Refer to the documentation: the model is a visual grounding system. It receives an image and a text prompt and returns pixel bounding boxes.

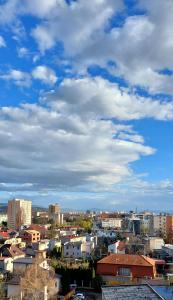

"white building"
[0,213,7,224]
[64,239,95,258]
[108,241,125,254]
[7,199,32,229]
[144,237,165,252]
[101,218,122,229]
[0,257,13,273]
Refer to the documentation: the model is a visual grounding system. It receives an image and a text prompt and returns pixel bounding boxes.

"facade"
[21,230,40,244]
[144,237,165,252]
[7,199,32,229]
[101,218,122,229]
[97,253,157,284]
[153,214,167,237]
[0,257,13,273]
[166,216,173,243]
[108,241,126,254]
[0,213,7,224]
[48,203,63,225]
[48,203,60,216]
[64,238,95,258]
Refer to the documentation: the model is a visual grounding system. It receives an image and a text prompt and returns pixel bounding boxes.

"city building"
[7,199,32,229]
[166,215,173,243]
[144,237,165,253]
[101,218,122,229]
[97,253,158,284]
[153,214,167,237]
[21,230,40,244]
[108,240,126,254]
[48,203,60,217]
[0,213,7,224]
[48,203,63,225]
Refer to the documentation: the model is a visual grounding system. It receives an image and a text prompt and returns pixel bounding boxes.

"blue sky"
[0,0,173,210]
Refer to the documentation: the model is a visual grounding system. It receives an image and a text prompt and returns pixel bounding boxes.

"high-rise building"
[48,203,60,217]
[153,214,167,237]
[48,203,63,225]
[7,199,32,229]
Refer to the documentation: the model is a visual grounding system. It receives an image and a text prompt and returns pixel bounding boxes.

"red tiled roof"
[98,254,156,267]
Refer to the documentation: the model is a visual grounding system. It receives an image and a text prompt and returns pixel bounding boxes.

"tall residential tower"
[7,198,32,229]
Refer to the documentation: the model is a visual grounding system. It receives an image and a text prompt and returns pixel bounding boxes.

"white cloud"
[0,79,155,192]
[0,36,6,47]
[46,77,173,121]
[32,65,57,85]
[17,47,28,58]
[32,0,123,53]
[0,69,31,87]
[30,0,173,94]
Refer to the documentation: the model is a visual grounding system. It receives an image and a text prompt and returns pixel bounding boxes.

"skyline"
[0,0,173,209]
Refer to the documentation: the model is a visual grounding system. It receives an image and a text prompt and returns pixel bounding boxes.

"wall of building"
[97,263,155,279]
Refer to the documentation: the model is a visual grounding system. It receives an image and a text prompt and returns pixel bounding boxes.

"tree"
[92,275,103,292]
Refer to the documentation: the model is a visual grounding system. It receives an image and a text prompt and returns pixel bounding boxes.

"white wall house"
[101,218,122,229]
[63,240,95,258]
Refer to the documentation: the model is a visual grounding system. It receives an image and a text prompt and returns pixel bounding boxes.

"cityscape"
[0,0,173,299]
[0,199,173,299]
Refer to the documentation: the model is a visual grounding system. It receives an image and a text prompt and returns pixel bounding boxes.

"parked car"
[73,292,85,299]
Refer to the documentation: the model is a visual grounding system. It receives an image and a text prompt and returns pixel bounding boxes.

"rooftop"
[102,285,164,300]
[98,254,156,267]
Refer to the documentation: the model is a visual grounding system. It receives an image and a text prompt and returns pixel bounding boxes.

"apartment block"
[7,199,32,229]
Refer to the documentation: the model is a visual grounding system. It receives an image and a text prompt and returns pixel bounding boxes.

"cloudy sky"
[0,0,173,210]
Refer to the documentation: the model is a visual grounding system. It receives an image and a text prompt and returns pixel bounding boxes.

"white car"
[74,293,85,299]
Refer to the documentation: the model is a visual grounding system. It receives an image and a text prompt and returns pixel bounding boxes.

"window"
[118,268,131,276]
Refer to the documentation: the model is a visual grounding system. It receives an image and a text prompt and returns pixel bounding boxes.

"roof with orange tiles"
[98,254,156,267]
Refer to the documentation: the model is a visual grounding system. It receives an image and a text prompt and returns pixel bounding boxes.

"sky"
[0,0,173,210]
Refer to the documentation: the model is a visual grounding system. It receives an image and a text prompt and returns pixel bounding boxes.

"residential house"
[108,241,126,254]
[97,253,158,284]
[21,229,40,244]
[0,244,25,259]
[0,257,13,273]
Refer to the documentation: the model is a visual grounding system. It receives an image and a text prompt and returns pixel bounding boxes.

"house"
[97,253,157,284]
[0,244,25,259]
[144,237,165,253]
[4,237,25,249]
[108,241,126,254]
[21,229,40,244]
[28,224,48,239]
[0,257,13,273]
[63,239,95,258]
[7,252,58,300]
[101,218,122,229]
